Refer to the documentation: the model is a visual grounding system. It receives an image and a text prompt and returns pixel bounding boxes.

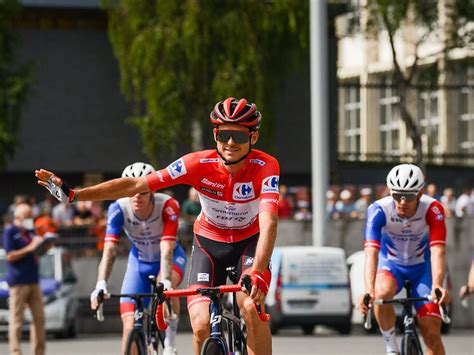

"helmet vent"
[409,180,419,188]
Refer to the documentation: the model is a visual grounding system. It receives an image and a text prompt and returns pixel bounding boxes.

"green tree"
[356,0,473,168]
[0,0,33,169]
[102,0,308,166]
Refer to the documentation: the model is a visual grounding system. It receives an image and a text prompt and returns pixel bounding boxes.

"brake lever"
[434,288,451,324]
[96,290,105,322]
[363,293,372,330]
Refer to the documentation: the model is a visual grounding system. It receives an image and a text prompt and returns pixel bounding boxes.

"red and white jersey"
[146,149,280,243]
[105,193,179,262]
[364,195,446,266]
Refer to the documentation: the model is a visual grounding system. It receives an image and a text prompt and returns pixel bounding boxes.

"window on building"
[459,66,474,156]
[342,83,361,155]
[417,89,440,154]
[379,77,400,155]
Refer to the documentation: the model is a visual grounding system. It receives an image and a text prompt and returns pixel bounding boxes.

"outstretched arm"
[35,169,150,202]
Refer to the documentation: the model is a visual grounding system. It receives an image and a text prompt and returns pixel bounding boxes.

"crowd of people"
[277,183,474,221]
[2,182,473,239]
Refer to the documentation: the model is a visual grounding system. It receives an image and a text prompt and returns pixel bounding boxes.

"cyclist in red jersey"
[35,98,279,355]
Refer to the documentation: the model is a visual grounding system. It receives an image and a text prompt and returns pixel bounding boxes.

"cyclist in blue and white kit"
[357,164,450,355]
[90,162,187,355]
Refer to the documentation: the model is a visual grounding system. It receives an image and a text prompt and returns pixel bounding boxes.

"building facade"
[336,0,474,172]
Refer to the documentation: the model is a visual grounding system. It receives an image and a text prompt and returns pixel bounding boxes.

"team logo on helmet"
[233,182,255,201]
[167,158,187,180]
[262,176,279,193]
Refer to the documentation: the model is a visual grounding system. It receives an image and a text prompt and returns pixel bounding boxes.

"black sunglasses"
[216,130,252,144]
[392,192,418,202]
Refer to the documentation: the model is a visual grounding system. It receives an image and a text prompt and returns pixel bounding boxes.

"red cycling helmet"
[210,98,262,131]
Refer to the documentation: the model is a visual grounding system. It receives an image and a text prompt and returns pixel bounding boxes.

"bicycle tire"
[228,318,247,355]
[401,334,423,355]
[125,328,147,355]
[200,338,226,355]
[220,313,246,354]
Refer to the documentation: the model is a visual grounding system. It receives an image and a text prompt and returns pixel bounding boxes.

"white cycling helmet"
[122,162,155,178]
[386,164,425,193]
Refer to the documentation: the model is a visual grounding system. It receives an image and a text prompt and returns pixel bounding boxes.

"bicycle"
[364,281,451,355]
[155,270,269,355]
[96,275,170,355]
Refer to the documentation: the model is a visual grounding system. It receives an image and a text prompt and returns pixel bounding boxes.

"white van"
[266,246,352,335]
[0,247,79,338]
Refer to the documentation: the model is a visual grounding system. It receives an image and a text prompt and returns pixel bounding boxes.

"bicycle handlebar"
[370,288,450,325]
[155,279,270,331]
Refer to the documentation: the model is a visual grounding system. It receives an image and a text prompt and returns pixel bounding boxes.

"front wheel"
[200,338,226,355]
[401,334,423,355]
[125,329,147,355]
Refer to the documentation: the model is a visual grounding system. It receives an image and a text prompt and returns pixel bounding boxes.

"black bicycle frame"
[200,267,247,354]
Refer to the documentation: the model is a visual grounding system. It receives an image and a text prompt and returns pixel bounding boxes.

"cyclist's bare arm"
[159,239,175,284]
[97,242,118,282]
[430,245,449,304]
[364,247,378,296]
[357,246,378,315]
[90,242,118,310]
[35,168,149,201]
[250,211,277,303]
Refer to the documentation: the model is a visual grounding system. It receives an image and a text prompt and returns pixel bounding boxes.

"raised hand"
[35,169,76,203]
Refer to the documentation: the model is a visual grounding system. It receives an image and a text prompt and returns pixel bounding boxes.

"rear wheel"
[125,329,147,355]
[401,334,422,355]
[200,338,226,355]
[336,322,352,335]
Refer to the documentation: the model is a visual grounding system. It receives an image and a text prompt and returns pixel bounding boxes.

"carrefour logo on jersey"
[233,182,255,201]
[167,158,187,180]
[262,175,279,193]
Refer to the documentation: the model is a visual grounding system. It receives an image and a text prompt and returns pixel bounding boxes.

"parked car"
[0,247,79,338]
[346,250,452,334]
[266,246,352,335]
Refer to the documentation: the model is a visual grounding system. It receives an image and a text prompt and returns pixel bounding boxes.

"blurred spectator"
[426,183,441,201]
[181,187,201,224]
[7,195,28,220]
[334,189,357,219]
[52,202,75,227]
[440,188,457,218]
[375,185,390,199]
[278,184,294,219]
[293,186,310,208]
[326,190,338,218]
[89,211,107,252]
[90,201,104,220]
[294,200,312,221]
[34,214,58,237]
[38,194,56,216]
[29,196,41,218]
[455,186,474,218]
[73,201,95,226]
[355,187,372,219]
[3,204,47,355]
